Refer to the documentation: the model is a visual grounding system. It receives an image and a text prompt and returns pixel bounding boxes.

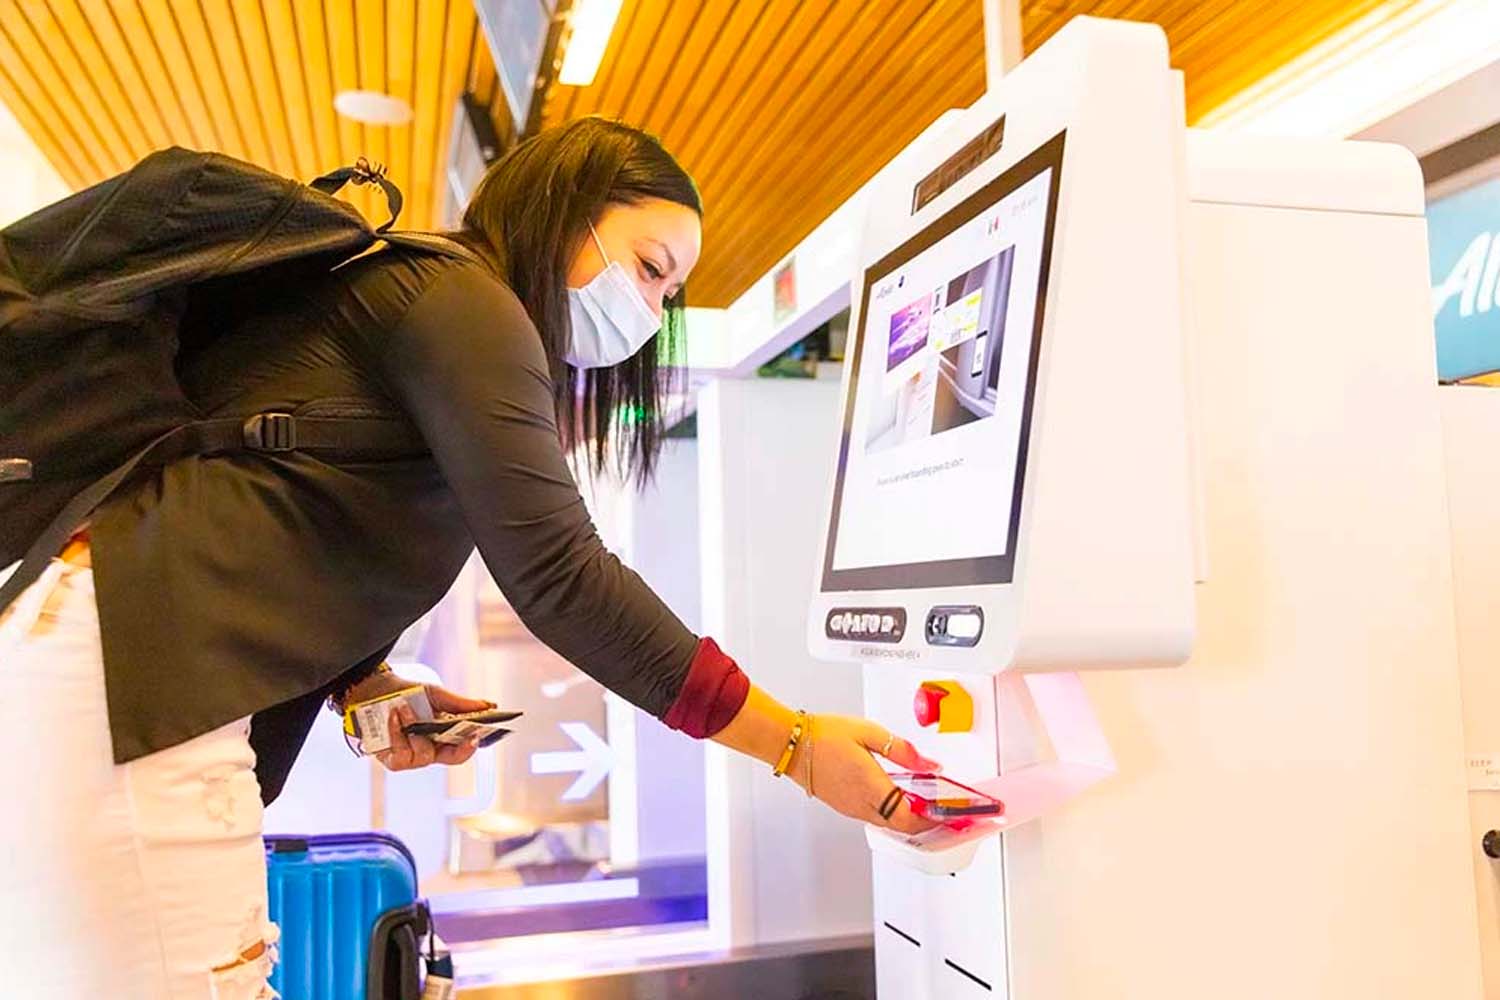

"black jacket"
[64,247,701,798]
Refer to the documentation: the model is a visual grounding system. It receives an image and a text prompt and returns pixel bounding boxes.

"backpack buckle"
[352,157,388,186]
[243,413,297,452]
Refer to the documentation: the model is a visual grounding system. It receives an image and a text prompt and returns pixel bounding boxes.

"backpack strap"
[307,158,486,267]
[310,158,404,234]
[381,231,485,268]
[0,412,424,612]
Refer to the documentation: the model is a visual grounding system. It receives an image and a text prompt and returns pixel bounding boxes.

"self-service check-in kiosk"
[810,16,1481,1000]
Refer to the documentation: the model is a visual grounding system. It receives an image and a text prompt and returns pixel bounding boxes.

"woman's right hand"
[789,715,943,837]
[712,685,943,836]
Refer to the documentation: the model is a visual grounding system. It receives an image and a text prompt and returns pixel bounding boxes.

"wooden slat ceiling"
[0,1,1423,306]
[544,0,990,307]
[0,0,507,230]
[543,0,1422,307]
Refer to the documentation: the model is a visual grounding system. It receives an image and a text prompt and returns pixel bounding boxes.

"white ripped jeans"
[0,559,278,999]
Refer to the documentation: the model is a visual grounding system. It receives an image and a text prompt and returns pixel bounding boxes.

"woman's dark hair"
[460,116,702,486]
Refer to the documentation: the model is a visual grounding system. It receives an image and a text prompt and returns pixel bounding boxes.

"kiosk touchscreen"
[822,135,1062,603]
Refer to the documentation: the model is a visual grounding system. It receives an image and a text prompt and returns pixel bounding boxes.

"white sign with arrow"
[530,722,615,801]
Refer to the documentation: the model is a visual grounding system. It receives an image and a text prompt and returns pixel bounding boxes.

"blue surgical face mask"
[565,223,662,369]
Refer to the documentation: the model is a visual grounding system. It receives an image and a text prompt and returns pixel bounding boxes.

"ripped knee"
[211,939,267,972]
[209,909,280,1000]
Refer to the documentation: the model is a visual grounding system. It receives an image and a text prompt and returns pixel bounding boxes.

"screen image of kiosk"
[872,249,1014,454]
[822,133,1064,592]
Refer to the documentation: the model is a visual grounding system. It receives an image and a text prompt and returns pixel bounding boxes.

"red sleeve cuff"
[662,637,750,739]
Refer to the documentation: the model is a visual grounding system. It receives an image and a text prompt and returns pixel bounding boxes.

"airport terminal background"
[3,2,1500,999]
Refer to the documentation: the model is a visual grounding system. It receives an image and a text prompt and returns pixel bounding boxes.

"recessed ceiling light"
[333,90,414,126]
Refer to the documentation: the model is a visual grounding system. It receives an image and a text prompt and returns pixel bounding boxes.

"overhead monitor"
[475,0,556,132]
[821,134,1064,594]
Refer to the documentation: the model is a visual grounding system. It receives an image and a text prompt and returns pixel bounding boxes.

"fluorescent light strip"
[560,0,625,87]
[1201,0,1500,137]
[428,876,641,914]
[454,925,719,985]
[605,694,640,870]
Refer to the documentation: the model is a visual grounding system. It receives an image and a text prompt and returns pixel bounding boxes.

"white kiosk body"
[810,16,1482,1000]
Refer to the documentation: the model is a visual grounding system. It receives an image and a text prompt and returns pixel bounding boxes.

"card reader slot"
[925,605,985,646]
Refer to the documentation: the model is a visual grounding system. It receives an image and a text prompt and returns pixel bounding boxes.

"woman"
[0,117,937,999]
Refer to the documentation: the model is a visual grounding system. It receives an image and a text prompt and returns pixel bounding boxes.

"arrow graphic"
[530,722,615,801]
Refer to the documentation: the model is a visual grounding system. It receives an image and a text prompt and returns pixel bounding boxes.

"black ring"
[878,787,904,821]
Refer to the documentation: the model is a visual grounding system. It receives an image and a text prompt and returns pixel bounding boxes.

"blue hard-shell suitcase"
[265,832,432,1000]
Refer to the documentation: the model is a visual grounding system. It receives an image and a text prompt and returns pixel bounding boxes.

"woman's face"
[567,197,702,318]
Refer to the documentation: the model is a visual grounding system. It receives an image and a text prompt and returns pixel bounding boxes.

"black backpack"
[0,148,479,611]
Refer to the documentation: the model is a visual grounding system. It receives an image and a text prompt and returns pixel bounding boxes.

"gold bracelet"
[803,715,815,798]
[772,710,807,778]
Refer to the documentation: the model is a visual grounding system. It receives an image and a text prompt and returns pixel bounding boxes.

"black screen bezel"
[820,130,1067,594]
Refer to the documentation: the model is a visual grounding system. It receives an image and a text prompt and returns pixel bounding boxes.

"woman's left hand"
[379,692,492,771]
[343,668,496,771]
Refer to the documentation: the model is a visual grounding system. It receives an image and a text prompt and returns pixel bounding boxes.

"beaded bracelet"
[327,661,393,715]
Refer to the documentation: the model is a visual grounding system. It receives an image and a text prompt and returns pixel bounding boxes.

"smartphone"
[890,772,1005,820]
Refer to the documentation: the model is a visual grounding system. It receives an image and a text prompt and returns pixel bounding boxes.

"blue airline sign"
[1430,176,1500,381]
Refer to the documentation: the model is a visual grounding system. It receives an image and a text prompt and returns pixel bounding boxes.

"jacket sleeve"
[372,262,747,732]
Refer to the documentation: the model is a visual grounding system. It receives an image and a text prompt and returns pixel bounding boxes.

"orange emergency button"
[913,681,974,733]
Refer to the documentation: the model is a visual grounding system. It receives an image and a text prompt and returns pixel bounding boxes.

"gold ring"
[880,733,895,757]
